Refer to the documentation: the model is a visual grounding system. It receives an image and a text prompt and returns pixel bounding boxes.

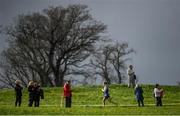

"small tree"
[88,41,134,84]
[109,42,134,84]
[89,45,113,84]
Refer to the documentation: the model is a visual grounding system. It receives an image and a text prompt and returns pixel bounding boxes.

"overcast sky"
[0,0,180,85]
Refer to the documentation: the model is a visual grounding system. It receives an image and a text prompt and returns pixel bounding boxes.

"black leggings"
[156,97,162,106]
[15,96,22,106]
[65,97,72,107]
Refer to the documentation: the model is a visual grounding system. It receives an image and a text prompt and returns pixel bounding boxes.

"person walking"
[101,81,117,106]
[102,81,110,106]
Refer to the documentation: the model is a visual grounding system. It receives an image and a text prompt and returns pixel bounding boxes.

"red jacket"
[63,83,72,97]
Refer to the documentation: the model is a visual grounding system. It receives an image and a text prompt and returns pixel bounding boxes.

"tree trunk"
[39,74,47,87]
[117,71,122,84]
[104,72,111,84]
[54,73,64,87]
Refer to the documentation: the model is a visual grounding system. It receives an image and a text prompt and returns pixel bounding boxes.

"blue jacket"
[134,87,144,101]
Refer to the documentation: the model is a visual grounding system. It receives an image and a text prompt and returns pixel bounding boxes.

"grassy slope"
[0,84,180,115]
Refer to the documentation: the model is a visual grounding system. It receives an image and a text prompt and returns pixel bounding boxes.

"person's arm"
[154,88,156,94]
[127,69,129,75]
[102,86,107,92]
[21,86,23,90]
[15,86,17,91]
[128,69,134,76]
[28,86,33,92]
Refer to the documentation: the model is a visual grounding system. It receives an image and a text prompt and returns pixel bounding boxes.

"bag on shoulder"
[40,89,44,99]
[134,74,136,80]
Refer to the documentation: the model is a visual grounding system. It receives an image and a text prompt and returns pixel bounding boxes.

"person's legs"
[28,94,33,107]
[65,97,68,107]
[128,77,131,87]
[156,97,162,106]
[38,98,40,107]
[34,99,37,107]
[132,79,135,88]
[65,97,71,107]
[34,100,39,107]
[107,97,118,106]
[141,100,144,106]
[102,97,106,106]
[130,77,133,88]
[18,96,22,107]
[34,96,40,107]
[69,97,72,107]
[29,98,33,107]
[15,96,18,107]
[137,100,140,107]
[159,97,162,106]
[34,99,38,107]
[156,97,159,106]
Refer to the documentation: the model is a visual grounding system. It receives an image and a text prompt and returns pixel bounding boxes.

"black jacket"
[15,84,23,96]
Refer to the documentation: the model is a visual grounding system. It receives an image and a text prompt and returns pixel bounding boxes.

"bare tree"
[44,5,106,86]
[88,41,134,84]
[0,4,106,87]
[109,42,135,84]
[0,48,38,87]
[89,44,113,84]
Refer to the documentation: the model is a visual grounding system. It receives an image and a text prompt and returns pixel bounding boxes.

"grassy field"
[0,84,180,115]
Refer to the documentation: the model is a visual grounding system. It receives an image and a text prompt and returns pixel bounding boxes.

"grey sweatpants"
[128,76,135,88]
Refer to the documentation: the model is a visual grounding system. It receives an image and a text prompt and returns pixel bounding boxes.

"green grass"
[0,84,180,115]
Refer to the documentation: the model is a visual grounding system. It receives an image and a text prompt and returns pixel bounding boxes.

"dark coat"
[34,86,41,100]
[28,85,34,99]
[134,87,144,101]
[15,84,23,97]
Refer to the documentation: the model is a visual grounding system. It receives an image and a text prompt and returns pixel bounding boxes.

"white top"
[154,88,161,97]
[127,68,134,78]
[102,85,108,92]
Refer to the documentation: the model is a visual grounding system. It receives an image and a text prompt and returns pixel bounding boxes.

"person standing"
[134,84,144,107]
[28,81,34,107]
[154,84,163,106]
[127,65,136,88]
[63,80,72,107]
[14,80,23,107]
[35,82,44,107]
[34,82,41,107]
